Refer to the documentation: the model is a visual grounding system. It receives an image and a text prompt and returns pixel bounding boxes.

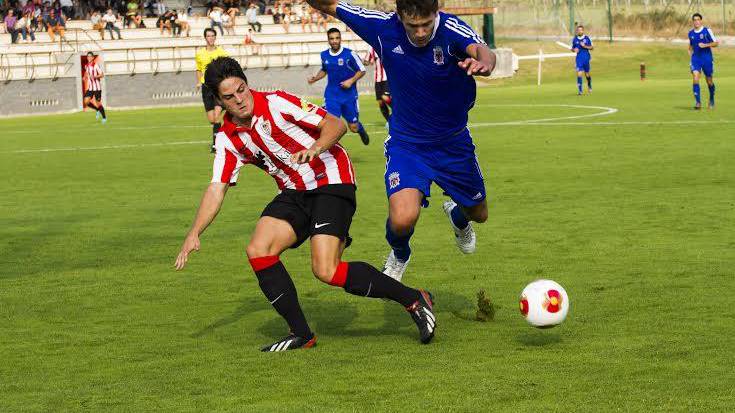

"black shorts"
[374,81,390,101]
[201,83,218,111]
[84,90,102,100]
[261,184,356,249]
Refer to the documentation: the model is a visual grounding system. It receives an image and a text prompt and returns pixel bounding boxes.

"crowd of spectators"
[1,0,335,44]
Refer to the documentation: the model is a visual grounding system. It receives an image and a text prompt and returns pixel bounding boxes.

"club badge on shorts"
[388,172,400,189]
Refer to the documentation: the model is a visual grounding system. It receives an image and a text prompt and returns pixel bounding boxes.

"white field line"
[5,105,733,154]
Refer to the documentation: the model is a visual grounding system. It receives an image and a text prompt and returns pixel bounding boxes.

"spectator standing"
[102,8,122,39]
[245,3,260,32]
[3,9,18,43]
[44,8,65,42]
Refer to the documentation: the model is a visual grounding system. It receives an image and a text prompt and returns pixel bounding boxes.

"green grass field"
[2,40,734,411]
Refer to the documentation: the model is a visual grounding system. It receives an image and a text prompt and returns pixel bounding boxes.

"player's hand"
[698,42,707,48]
[195,83,201,90]
[339,80,352,89]
[290,145,322,164]
[458,57,492,76]
[573,47,579,53]
[307,76,317,84]
[175,233,200,270]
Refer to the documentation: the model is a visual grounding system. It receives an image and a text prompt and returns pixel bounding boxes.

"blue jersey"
[689,27,717,61]
[571,35,592,62]
[335,2,485,143]
[320,46,365,101]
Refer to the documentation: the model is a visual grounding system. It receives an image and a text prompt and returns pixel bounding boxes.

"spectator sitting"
[157,9,174,35]
[245,3,260,32]
[124,0,139,27]
[18,11,36,41]
[270,0,282,24]
[102,8,122,39]
[242,27,260,54]
[174,9,189,36]
[281,3,290,33]
[58,0,72,19]
[90,10,104,38]
[44,8,65,41]
[221,10,234,35]
[3,9,19,44]
[223,0,239,21]
[208,4,224,35]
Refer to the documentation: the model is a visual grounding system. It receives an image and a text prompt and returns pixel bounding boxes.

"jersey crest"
[433,46,445,65]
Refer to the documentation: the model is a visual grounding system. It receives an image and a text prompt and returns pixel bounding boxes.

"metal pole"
[722,0,726,35]
[607,0,613,42]
[483,12,496,49]
[569,0,575,35]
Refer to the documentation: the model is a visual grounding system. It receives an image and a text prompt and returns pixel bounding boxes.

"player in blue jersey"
[308,28,371,145]
[306,0,496,281]
[571,25,593,95]
[688,13,719,109]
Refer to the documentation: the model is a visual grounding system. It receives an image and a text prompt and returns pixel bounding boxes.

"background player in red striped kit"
[363,46,392,125]
[83,52,107,123]
[174,57,436,352]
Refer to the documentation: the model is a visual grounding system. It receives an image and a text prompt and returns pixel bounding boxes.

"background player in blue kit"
[688,13,719,109]
[308,28,371,145]
[306,0,496,281]
[571,25,593,95]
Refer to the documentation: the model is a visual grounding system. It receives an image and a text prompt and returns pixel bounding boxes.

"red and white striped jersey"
[212,90,356,191]
[365,47,387,82]
[85,62,103,91]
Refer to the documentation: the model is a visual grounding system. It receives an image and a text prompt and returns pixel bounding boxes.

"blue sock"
[708,83,715,103]
[577,77,583,94]
[693,84,701,104]
[450,204,469,230]
[586,76,592,90]
[385,219,412,261]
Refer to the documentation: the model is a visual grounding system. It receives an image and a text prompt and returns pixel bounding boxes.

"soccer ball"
[519,279,569,328]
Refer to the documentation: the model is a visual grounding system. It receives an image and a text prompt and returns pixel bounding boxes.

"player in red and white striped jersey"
[83,52,107,122]
[175,57,436,352]
[363,46,391,123]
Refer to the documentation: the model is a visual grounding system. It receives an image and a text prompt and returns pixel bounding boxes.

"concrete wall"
[0,49,514,116]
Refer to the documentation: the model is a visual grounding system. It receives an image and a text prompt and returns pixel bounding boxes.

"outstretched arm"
[306,0,337,16]
[174,182,229,270]
[307,69,327,84]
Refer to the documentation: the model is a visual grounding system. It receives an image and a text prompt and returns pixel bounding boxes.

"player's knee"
[389,212,418,235]
[246,241,271,259]
[348,123,359,133]
[311,258,339,283]
[471,209,489,223]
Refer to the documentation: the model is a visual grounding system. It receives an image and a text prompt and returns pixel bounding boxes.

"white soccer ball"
[519,279,569,328]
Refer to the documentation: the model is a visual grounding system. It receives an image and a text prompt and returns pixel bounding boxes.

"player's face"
[217,77,254,120]
[576,26,584,36]
[692,16,702,29]
[328,32,341,51]
[205,32,217,46]
[400,13,436,47]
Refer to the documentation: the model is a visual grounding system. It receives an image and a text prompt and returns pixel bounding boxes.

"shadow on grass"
[191,288,478,341]
[516,330,562,347]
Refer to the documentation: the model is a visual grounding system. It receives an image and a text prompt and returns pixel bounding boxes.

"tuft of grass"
[475,289,496,322]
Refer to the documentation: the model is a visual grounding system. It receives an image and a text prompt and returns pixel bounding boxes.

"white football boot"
[382,250,411,282]
[442,200,476,254]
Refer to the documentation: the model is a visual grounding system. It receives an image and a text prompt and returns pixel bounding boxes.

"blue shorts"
[690,58,714,77]
[576,60,590,73]
[324,95,359,124]
[384,129,486,208]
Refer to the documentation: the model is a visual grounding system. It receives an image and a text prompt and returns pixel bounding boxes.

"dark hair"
[327,27,340,36]
[692,13,703,20]
[203,28,217,37]
[577,25,584,29]
[396,0,438,18]
[87,52,95,57]
[204,57,248,95]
